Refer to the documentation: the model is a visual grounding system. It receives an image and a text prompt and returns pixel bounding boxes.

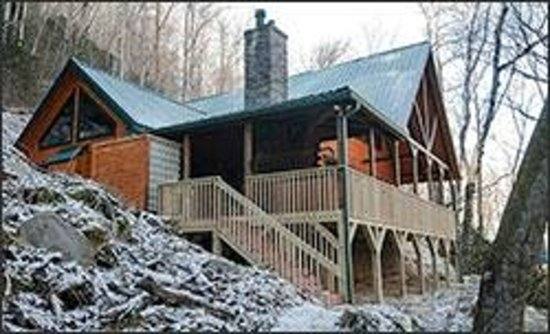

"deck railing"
[348,168,455,238]
[244,166,455,239]
[244,166,340,215]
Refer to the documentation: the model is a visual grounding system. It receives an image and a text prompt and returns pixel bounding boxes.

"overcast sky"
[222,2,428,74]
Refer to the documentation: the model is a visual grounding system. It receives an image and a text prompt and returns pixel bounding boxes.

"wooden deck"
[158,166,456,304]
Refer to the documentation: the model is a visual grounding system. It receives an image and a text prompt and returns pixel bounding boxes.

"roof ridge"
[290,40,431,79]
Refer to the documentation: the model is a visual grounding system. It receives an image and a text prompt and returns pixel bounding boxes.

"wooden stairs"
[160,176,343,304]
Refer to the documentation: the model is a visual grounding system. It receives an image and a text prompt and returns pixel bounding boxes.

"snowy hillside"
[1,111,305,331]
[2,111,547,332]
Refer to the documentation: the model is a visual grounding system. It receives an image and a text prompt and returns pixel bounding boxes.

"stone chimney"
[244,9,288,110]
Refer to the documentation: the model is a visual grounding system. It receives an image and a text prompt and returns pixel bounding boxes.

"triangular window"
[40,94,74,148]
[77,92,115,140]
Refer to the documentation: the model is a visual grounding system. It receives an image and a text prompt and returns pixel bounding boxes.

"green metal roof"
[182,41,431,132]
[26,41,432,137]
[44,145,83,165]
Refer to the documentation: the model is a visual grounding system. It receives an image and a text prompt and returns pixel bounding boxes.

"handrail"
[158,176,342,298]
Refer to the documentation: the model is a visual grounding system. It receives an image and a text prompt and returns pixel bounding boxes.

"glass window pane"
[40,96,74,147]
[78,92,115,140]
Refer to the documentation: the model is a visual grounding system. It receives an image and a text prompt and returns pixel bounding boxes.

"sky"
[222,2,428,74]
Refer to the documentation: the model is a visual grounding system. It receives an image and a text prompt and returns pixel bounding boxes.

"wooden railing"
[348,168,455,238]
[158,176,341,298]
[245,166,340,215]
[244,166,454,239]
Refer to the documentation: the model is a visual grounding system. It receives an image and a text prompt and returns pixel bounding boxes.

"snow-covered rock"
[19,212,94,265]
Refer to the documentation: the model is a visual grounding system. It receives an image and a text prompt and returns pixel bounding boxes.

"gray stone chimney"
[244,9,288,110]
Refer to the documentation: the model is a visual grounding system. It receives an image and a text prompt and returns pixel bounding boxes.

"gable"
[406,56,460,179]
[16,66,127,163]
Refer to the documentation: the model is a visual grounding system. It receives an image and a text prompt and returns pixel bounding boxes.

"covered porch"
[156,90,459,304]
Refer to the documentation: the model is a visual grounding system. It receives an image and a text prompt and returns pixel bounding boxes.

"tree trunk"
[473,100,548,332]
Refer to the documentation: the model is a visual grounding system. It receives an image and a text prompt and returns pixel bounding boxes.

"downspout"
[335,101,361,304]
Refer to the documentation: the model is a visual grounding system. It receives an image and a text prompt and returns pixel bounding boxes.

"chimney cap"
[255,9,266,27]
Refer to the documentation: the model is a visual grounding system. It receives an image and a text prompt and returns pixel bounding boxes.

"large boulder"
[19,212,94,265]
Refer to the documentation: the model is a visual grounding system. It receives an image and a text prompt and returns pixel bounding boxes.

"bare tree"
[420,3,548,274]
[302,38,352,71]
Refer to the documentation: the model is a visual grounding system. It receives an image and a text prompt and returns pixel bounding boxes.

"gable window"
[77,92,115,140]
[40,95,74,148]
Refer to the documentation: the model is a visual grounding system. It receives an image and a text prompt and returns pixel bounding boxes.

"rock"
[81,224,110,249]
[19,212,94,265]
[22,187,65,205]
[338,307,417,332]
[94,243,118,268]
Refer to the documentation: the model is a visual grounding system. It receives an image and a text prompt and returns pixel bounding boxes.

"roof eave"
[153,87,356,136]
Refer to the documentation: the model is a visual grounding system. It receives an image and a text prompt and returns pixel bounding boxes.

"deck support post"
[443,239,451,287]
[372,248,383,303]
[416,235,426,294]
[429,237,439,292]
[182,134,190,179]
[335,105,354,304]
[212,232,222,256]
[394,140,401,187]
[395,232,407,297]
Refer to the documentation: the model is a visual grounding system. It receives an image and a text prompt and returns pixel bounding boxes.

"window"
[40,95,74,148]
[77,92,115,140]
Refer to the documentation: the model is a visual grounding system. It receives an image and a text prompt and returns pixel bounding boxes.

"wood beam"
[394,140,401,187]
[336,106,353,303]
[72,87,80,143]
[244,122,253,176]
[182,134,190,179]
[369,128,377,178]
[427,156,433,201]
[411,146,419,194]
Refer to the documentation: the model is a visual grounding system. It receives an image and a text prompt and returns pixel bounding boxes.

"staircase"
[159,176,342,304]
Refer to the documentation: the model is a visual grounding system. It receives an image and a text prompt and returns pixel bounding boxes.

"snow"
[272,303,342,331]
[2,110,547,332]
[1,111,306,331]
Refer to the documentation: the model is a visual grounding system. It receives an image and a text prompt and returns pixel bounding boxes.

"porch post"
[335,105,353,303]
[244,122,253,176]
[426,156,433,201]
[394,140,401,187]
[369,128,377,178]
[411,146,419,194]
[438,165,445,205]
[182,134,190,179]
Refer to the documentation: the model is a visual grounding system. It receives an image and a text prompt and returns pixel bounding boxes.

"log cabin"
[16,10,460,304]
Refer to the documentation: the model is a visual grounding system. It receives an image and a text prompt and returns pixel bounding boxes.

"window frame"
[38,91,76,149]
[75,88,117,142]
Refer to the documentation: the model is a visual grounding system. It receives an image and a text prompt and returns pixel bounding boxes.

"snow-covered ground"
[274,275,548,332]
[2,111,547,332]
